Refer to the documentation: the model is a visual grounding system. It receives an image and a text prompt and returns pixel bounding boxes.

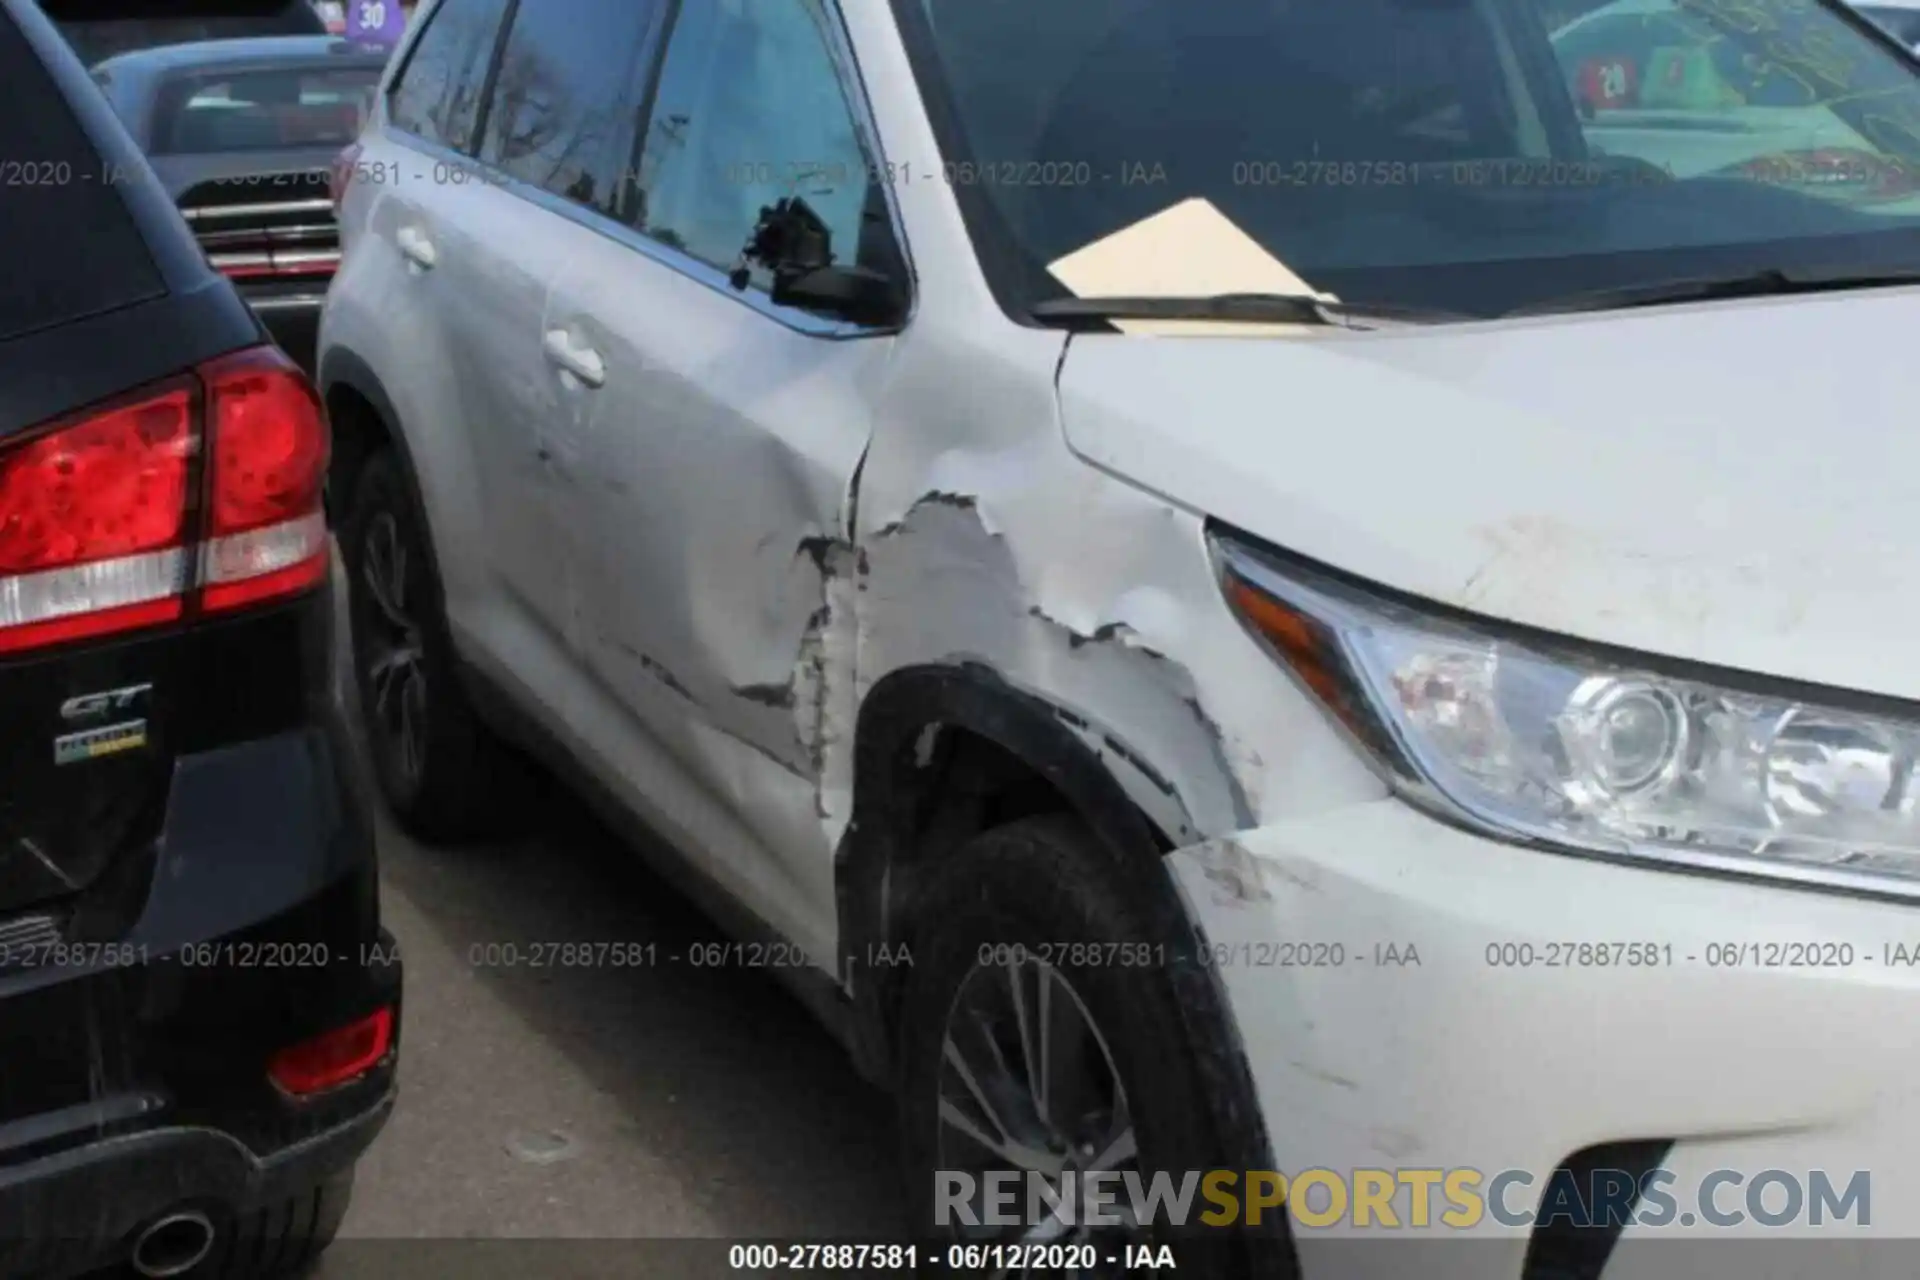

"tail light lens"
[0,385,196,654]
[0,345,330,656]
[268,1006,395,1097]
[199,348,331,613]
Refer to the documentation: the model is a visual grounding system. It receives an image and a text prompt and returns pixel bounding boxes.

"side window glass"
[631,0,877,291]
[387,0,512,151]
[477,0,660,210]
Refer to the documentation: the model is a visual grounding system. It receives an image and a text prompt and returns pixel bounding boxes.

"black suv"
[0,0,397,1275]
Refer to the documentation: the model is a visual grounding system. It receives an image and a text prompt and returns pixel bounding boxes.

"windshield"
[1855,3,1920,43]
[152,64,380,154]
[892,0,1920,317]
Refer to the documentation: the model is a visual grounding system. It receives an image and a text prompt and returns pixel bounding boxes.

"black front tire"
[340,449,527,843]
[894,815,1275,1279]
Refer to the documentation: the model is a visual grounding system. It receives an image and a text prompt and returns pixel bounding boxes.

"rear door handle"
[542,329,605,387]
[396,225,436,270]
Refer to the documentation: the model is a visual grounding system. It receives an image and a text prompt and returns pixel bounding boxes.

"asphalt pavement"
[309,561,904,1276]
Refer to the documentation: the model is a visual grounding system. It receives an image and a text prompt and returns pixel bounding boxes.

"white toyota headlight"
[1214,529,1920,897]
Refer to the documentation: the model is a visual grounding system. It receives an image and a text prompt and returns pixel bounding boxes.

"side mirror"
[771,264,908,328]
[738,195,907,327]
[741,196,834,280]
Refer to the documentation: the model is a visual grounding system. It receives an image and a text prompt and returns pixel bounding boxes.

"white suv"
[322,0,1920,1274]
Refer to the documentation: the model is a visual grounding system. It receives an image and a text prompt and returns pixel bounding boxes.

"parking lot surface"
[309,570,902,1276]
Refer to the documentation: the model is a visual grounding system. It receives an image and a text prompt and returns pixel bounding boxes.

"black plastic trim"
[1521,1141,1675,1280]
[316,344,446,605]
[839,662,1291,1271]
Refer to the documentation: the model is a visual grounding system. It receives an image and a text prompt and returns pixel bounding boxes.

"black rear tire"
[340,449,528,843]
[894,814,1274,1279]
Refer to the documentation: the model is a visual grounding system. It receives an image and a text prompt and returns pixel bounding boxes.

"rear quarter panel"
[320,125,495,631]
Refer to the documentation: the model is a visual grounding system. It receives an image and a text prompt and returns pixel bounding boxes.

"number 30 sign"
[350,0,405,46]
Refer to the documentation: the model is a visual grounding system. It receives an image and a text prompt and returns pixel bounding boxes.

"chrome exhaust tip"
[130,1209,215,1278]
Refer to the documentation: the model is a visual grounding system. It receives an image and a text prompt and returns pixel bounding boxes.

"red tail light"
[268,1006,394,1097]
[330,141,362,217]
[199,348,331,614]
[0,345,330,656]
[0,384,196,654]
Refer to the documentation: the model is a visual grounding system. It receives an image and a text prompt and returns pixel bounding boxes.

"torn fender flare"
[835,661,1285,1254]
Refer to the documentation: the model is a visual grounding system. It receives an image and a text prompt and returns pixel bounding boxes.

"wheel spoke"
[1037,966,1096,1135]
[1006,960,1045,1123]
[370,650,403,721]
[388,536,409,615]
[937,1098,1062,1174]
[361,517,410,630]
[1019,1213,1073,1244]
[936,948,1141,1264]
[944,1034,1017,1148]
[1086,1121,1137,1174]
[397,666,426,780]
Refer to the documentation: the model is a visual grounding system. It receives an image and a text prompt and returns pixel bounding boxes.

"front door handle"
[396,225,436,270]
[542,328,605,387]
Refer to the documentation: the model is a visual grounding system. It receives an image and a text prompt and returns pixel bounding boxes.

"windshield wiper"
[1509,265,1920,317]
[1028,292,1465,330]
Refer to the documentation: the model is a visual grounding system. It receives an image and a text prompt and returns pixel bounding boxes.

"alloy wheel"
[935,952,1143,1278]
[358,510,428,788]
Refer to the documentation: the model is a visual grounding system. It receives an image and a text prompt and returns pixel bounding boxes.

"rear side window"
[475,0,659,209]
[387,0,511,151]
[0,8,162,344]
[153,64,382,154]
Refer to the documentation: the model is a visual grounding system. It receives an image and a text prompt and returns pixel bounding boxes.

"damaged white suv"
[322,0,1920,1274]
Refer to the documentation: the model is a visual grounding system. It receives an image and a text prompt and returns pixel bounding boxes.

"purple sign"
[346,0,404,47]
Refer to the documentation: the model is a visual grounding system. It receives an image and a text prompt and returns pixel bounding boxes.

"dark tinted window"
[153,64,381,154]
[476,0,659,209]
[0,8,162,343]
[632,0,877,284]
[387,0,510,151]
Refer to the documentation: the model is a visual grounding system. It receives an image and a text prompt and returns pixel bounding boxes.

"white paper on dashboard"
[1045,197,1338,336]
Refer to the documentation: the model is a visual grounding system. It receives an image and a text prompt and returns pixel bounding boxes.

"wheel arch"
[837,661,1284,1238]
[319,344,446,614]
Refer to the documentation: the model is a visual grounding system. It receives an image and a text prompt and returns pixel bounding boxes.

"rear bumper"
[1168,798,1918,1280]
[0,684,399,1275]
[0,1084,393,1276]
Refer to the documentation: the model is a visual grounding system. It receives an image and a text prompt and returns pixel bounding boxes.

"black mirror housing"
[770,264,907,328]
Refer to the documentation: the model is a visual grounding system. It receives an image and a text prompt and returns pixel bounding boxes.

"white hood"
[1055,287,1920,700]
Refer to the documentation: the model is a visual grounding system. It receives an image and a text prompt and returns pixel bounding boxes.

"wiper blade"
[1028,292,1463,329]
[1509,266,1920,317]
